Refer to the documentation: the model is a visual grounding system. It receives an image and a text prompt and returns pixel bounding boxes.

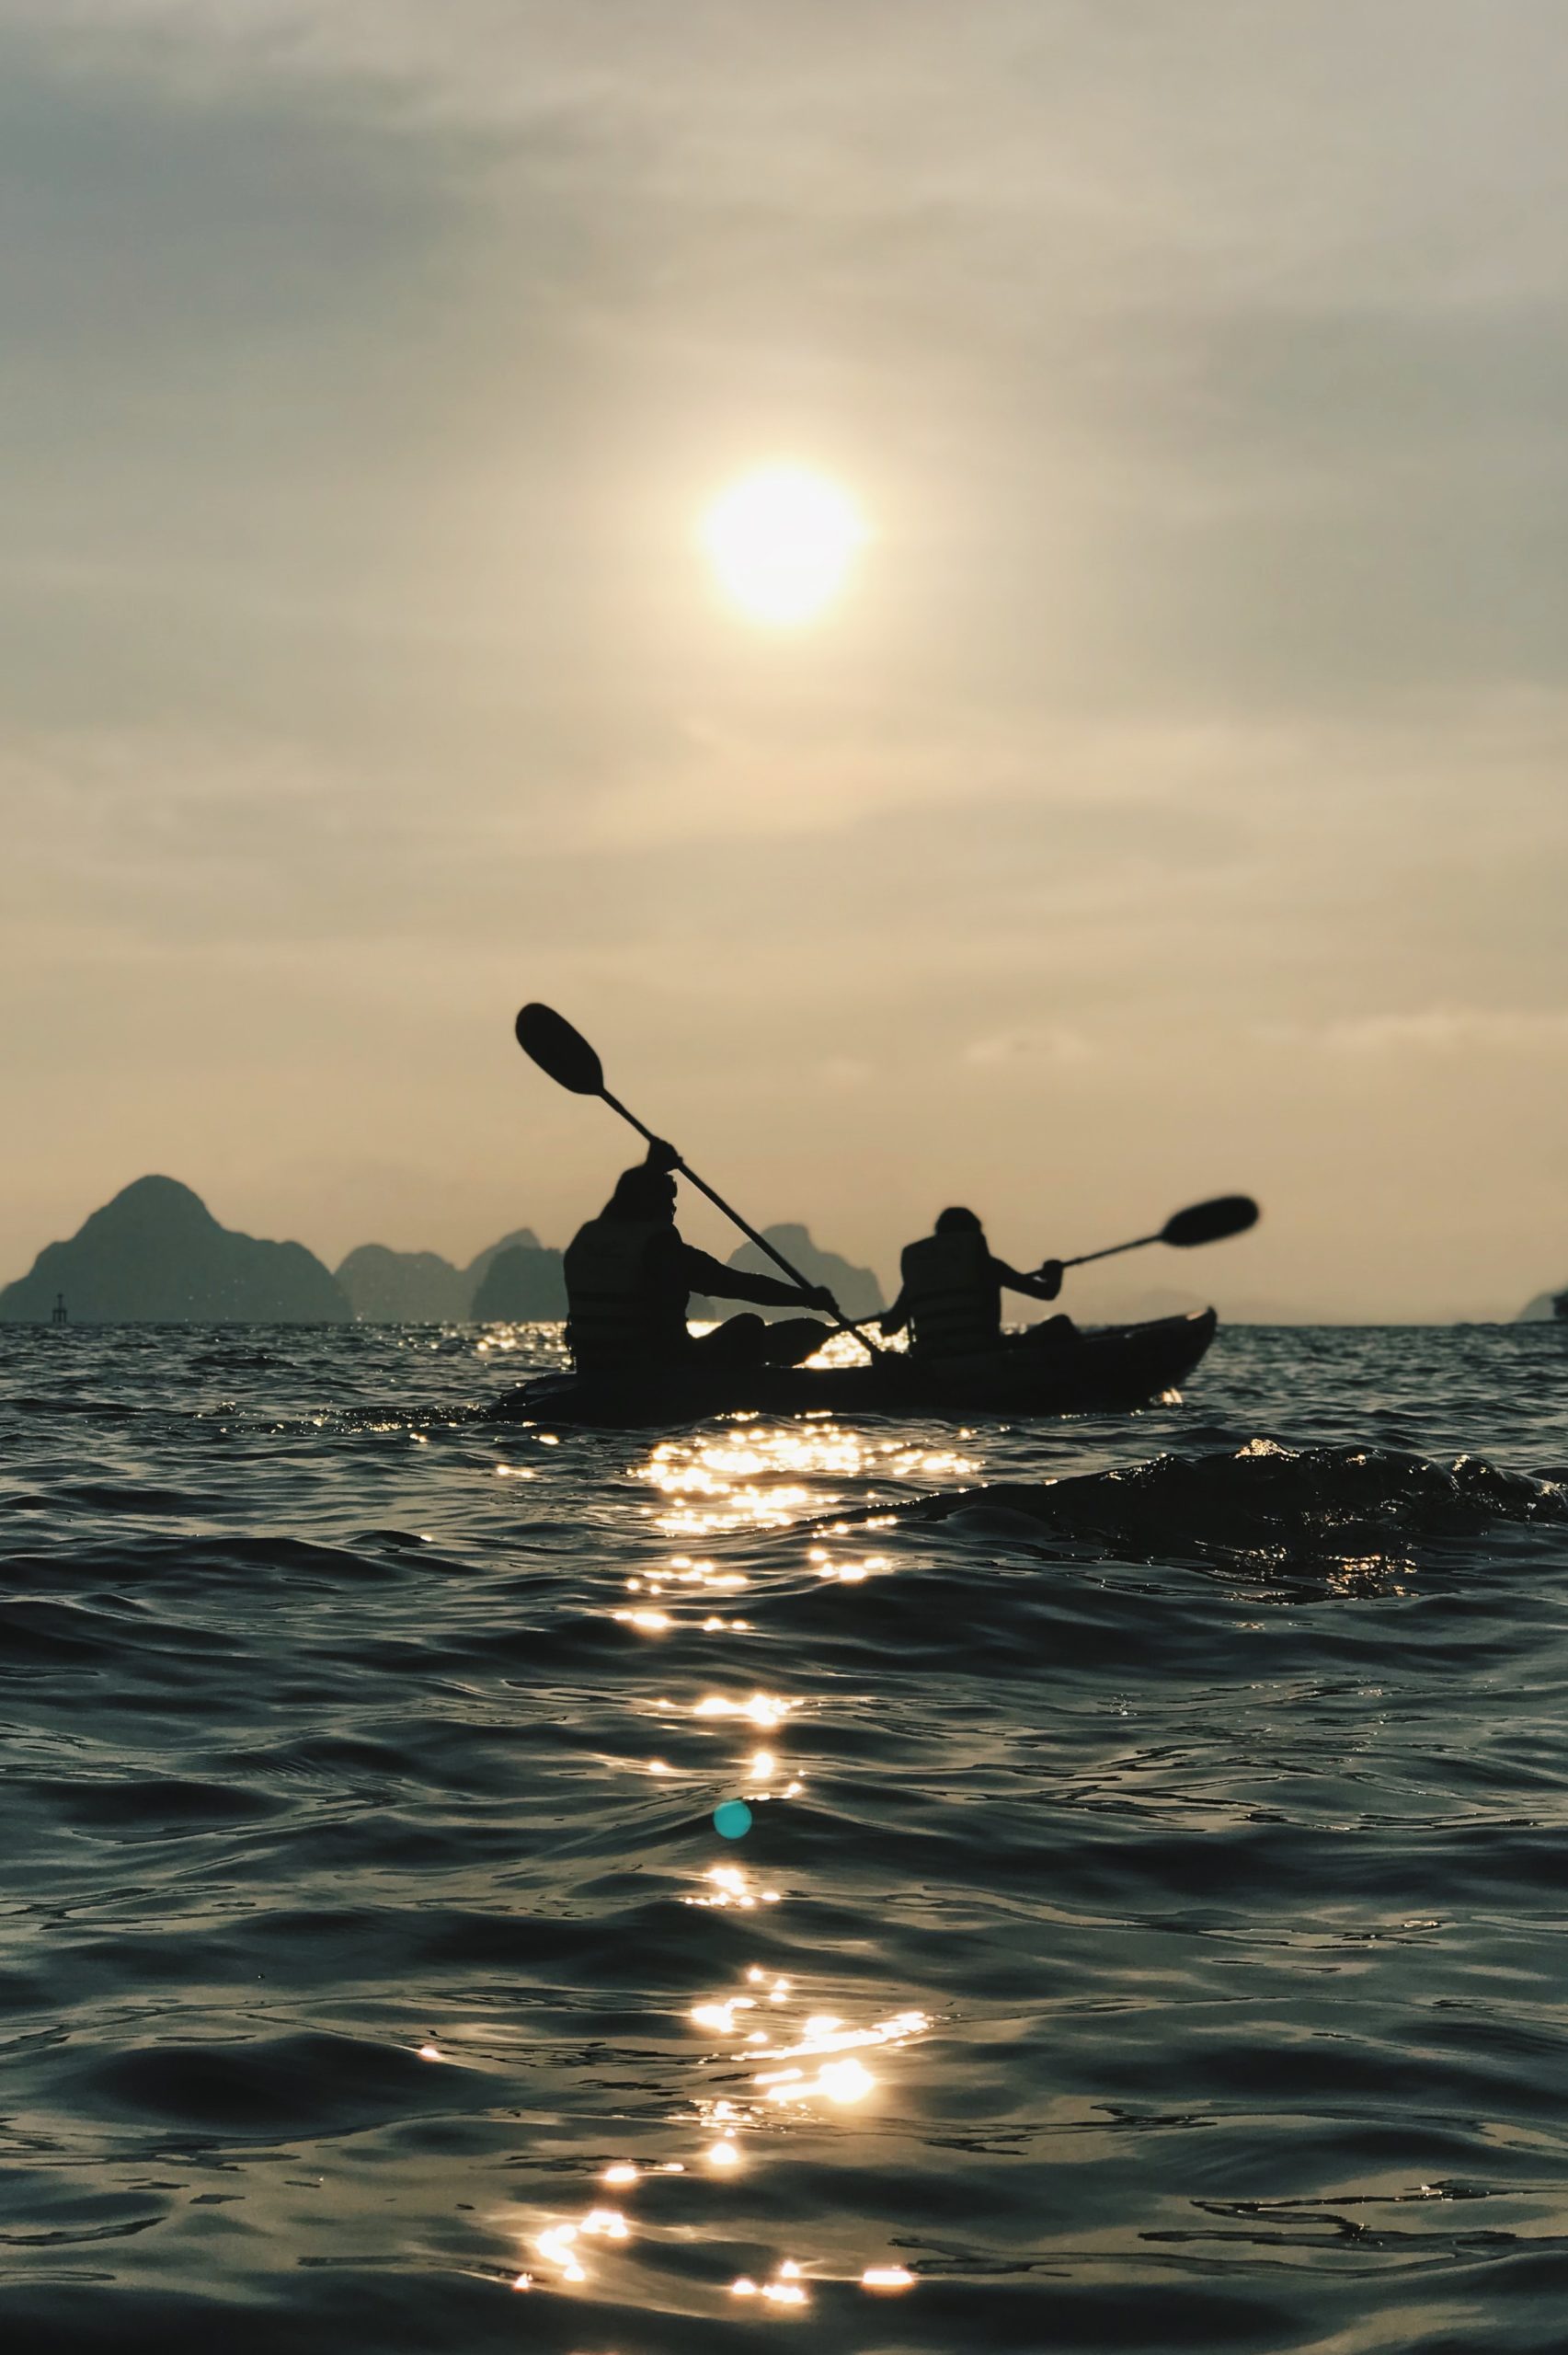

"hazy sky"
[5,1,1565,1319]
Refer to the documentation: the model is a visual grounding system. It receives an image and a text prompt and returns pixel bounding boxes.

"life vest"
[564,1217,690,1371]
[899,1232,1001,1360]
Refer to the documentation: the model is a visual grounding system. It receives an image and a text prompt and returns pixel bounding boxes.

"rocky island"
[0,1177,349,1324]
[2,1187,880,1329]
[692,1223,885,1322]
[334,1230,565,1322]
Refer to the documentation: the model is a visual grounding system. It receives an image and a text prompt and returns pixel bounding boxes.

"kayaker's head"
[935,1206,982,1236]
[604,1163,677,1223]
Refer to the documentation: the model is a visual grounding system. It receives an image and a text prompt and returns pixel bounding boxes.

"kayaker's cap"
[935,1206,982,1235]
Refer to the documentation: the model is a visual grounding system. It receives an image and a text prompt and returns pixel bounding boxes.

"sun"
[701,465,868,627]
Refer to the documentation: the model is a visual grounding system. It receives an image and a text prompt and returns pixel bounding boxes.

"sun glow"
[702,465,867,626]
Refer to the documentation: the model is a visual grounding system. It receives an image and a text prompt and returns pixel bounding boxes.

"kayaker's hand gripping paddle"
[515,1003,887,1360]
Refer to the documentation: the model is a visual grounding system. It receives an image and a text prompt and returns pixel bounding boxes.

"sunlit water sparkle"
[3,1321,1568,2352]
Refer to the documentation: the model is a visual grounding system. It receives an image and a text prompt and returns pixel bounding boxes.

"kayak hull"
[489,1309,1218,1430]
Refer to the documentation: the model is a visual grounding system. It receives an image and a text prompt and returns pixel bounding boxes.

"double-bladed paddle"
[1054,1194,1259,1272]
[515,1003,887,1359]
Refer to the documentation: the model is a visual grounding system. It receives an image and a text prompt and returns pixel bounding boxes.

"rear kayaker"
[488,1308,1218,1430]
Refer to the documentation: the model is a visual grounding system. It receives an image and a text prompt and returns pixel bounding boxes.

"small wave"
[25,1774,286,1833]
[862,1441,1568,1570]
[50,1482,224,1516]
[80,2029,469,2138]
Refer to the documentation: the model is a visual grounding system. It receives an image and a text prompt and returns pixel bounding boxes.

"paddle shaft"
[1056,1230,1164,1272]
[597,1088,885,1359]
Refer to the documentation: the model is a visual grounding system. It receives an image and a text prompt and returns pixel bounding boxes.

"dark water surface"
[4,1321,1568,2354]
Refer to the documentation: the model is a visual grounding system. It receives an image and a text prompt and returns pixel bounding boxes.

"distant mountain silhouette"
[464,1229,544,1291]
[345,1220,874,1326]
[335,1228,548,1321]
[0,1177,349,1324]
[693,1223,885,1323]
[336,1246,469,1322]
[470,1242,567,1321]
[1516,1286,1568,1323]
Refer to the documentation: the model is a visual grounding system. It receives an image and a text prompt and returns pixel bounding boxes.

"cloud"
[6,2,1567,728]
[2,2,1567,1315]
[964,1027,1097,1070]
[6,3,1560,322]
[1282,1008,1568,1059]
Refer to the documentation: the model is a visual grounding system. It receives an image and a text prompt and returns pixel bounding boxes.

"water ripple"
[2,1320,1568,2349]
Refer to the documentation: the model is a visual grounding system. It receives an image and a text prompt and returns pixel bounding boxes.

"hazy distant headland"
[0,1181,882,1326]
[692,1224,884,1323]
[333,1220,878,1323]
[4,1183,1559,1328]
[0,1177,349,1326]
[336,1232,566,1322]
[1516,1286,1568,1324]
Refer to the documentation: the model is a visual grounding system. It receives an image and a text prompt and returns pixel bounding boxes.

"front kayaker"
[880,1207,1071,1361]
[564,1142,837,1376]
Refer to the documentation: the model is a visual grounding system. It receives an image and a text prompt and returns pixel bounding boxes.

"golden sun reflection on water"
[730,2266,808,2304]
[692,1690,795,1728]
[684,1860,783,1910]
[505,1967,930,2309]
[655,1972,933,2305]
[500,1410,947,2319]
[637,1419,977,1542]
[686,1982,933,2119]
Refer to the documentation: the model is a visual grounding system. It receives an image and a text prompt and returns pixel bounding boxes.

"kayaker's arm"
[993,1257,1065,1304]
[677,1243,835,1314]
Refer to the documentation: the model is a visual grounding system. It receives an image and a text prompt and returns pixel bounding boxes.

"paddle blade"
[515,1003,605,1097]
[1161,1194,1260,1249]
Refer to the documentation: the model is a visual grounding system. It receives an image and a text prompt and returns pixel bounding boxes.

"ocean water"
[4,1320,1568,2355]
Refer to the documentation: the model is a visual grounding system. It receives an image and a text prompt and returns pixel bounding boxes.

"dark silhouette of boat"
[491,1308,1218,1430]
[1554,1290,1568,1323]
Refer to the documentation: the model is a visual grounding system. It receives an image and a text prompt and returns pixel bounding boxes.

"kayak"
[489,1308,1218,1430]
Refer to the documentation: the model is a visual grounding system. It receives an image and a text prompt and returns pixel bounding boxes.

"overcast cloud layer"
[4,1,1565,1318]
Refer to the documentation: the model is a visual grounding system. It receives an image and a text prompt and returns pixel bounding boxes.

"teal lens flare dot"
[713,1799,753,1840]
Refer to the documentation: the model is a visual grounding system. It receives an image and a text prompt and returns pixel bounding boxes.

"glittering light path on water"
[500,1407,951,2323]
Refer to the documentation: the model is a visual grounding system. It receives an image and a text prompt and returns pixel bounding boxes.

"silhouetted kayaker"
[880,1207,1071,1361]
[564,1143,838,1375]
